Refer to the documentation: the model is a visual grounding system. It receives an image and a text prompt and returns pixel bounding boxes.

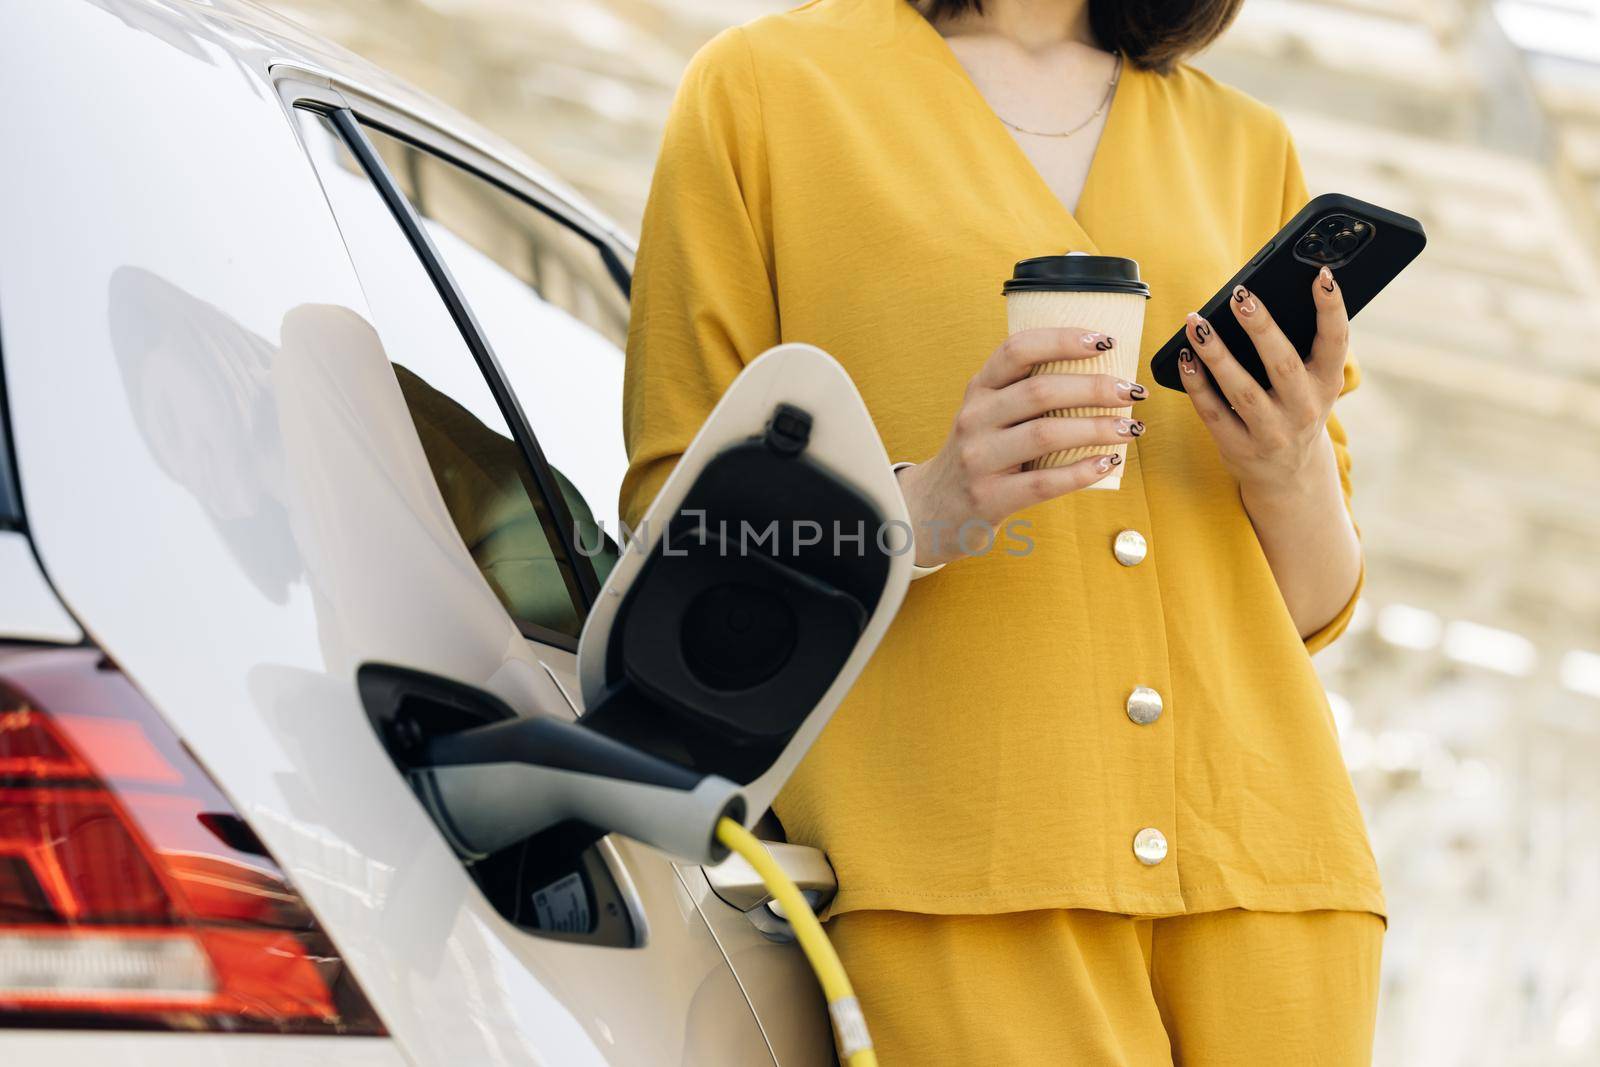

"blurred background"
[258,0,1600,1062]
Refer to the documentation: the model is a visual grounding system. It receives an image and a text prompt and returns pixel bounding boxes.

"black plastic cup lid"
[1003,253,1151,297]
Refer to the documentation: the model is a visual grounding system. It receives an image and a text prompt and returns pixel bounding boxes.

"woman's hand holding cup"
[895,326,1149,568]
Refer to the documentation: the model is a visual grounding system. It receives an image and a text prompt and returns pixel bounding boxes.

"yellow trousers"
[826,908,1383,1066]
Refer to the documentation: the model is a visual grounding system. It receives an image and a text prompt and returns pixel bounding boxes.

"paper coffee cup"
[1003,253,1151,490]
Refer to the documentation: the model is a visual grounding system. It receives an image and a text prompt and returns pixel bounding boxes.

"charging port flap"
[576,343,915,822]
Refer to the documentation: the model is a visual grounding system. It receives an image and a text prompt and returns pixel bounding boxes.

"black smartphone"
[1149,192,1425,391]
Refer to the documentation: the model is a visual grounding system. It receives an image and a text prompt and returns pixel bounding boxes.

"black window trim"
[317,105,604,645]
[0,297,24,530]
[268,66,635,272]
[357,115,633,302]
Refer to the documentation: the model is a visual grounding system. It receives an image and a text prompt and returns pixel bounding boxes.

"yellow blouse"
[621,0,1383,921]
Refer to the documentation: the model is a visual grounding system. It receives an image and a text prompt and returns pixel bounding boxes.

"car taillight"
[0,644,385,1033]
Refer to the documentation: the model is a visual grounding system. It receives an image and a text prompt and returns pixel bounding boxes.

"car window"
[295,108,587,643]
[359,123,627,572]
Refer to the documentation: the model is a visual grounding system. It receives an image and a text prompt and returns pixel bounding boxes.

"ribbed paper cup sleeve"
[1003,289,1147,490]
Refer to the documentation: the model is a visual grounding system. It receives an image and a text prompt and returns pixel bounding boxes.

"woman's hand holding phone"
[1176,265,1350,493]
[1176,264,1365,640]
[895,327,1149,568]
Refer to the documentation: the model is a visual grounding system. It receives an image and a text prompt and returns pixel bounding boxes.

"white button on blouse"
[1126,686,1163,725]
[1133,827,1169,866]
[1113,529,1147,567]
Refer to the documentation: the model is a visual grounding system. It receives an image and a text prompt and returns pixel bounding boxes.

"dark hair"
[914,0,1244,73]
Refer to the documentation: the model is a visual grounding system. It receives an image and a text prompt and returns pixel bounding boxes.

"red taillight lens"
[0,645,385,1033]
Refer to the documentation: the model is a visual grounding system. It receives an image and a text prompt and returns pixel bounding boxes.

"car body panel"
[2,1034,409,1066]
[0,532,83,643]
[0,2,779,1063]
[676,863,837,1064]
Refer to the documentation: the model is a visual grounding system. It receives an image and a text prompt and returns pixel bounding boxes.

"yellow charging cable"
[715,817,878,1067]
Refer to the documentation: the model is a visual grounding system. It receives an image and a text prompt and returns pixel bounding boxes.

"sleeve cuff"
[890,462,945,581]
[1303,554,1365,656]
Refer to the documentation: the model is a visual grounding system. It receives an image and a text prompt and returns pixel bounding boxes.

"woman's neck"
[922,0,1095,52]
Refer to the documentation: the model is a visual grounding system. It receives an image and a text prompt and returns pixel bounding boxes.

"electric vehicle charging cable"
[397,699,878,1061]
[716,817,878,1067]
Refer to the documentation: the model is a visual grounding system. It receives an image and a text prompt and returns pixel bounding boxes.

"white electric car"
[0,1,877,1062]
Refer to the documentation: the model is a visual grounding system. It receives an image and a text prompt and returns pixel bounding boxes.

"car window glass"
[359,123,626,572]
[294,108,586,641]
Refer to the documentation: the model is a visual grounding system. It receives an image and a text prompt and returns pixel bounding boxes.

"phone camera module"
[1297,213,1375,267]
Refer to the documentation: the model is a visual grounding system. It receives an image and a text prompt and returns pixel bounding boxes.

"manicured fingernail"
[1084,332,1116,351]
[1187,312,1212,343]
[1116,379,1148,400]
[1232,285,1258,315]
[1179,346,1197,375]
[1319,266,1336,294]
[1118,418,1145,437]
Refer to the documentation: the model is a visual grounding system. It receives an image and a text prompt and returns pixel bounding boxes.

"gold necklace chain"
[993,52,1123,139]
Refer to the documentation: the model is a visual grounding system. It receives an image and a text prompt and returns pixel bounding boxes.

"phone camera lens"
[1331,230,1359,253]
[1300,237,1326,257]
[1319,217,1345,236]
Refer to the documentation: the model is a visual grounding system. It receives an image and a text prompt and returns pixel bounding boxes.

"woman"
[621,0,1383,1061]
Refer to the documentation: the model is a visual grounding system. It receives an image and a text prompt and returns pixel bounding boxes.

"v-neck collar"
[892,0,1139,256]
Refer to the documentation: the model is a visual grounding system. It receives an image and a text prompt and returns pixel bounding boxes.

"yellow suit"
[622,0,1384,1059]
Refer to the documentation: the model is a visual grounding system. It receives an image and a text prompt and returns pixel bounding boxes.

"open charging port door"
[371,343,913,945]
[576,342,915,820]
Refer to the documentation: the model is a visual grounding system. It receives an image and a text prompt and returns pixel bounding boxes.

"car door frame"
[271,69,835,1063]
[272,66,627,640]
